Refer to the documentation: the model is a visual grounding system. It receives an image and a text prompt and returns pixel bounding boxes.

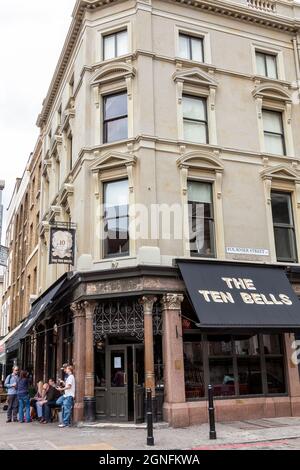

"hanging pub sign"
[0,245,8,267]
[49,225,76,265]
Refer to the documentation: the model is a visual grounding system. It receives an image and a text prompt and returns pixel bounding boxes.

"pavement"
[1,410,300,450]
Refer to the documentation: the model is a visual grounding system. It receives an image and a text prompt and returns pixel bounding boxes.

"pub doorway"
[95,340,144,422]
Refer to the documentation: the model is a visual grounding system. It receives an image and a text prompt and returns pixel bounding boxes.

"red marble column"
[83,301,96,421]
[71,302,86,422]
[161,293,189,427]
[140,296,157,396]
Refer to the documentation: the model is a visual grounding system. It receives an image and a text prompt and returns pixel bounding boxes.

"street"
[1,411,300,450]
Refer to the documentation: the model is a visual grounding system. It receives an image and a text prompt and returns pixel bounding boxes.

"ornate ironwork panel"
[94,299,162,342]
[153,303,163,336]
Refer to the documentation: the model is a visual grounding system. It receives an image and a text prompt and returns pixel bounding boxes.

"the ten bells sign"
[177,262,300,328]
[199,277,293,306]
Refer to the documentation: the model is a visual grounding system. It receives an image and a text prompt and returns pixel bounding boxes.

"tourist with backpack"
[4,366,19,423]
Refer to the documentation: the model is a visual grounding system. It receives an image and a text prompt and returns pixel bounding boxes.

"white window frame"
[175,25,212,65]
[97,23,132,63]
[262,108,286,157]
[177,151,225,259]
[251,44,285,81]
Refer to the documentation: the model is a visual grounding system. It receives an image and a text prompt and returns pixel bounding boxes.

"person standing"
[57,365,75,428]
[17,370,31,423]
[4,366,19,423]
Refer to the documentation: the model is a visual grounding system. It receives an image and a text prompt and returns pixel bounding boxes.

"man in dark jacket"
[40,379,62,424]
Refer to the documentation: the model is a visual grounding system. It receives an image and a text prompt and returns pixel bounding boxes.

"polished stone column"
[140,296,157,396]
[71,302,86,422]
[43,324,48,383]
[161,293,189,427]
[83,300,96,422]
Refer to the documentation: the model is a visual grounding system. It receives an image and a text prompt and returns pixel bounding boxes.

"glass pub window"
[183,95,208,144]
[188,181,215,258]
[103,30,128,60]
[103,179,129,258]
[263,110,285,156]
[183,333,286,400]
[179,33,204,62]
[256,51,278,79]
[103,92,128,144]
[271,191,297,263]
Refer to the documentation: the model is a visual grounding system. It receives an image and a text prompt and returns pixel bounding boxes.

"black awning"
[177,261,300,330]
[6,276,67,353]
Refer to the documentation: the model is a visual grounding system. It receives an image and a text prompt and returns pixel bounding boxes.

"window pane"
[274,227,296,262]
[104,34,115,60]
[183,96,206,120]
[179,35,190,59]
[105,117,128,143]
[184,121,207,144]
[209,337,232,356]
[104,180,128,208]
[111,351,125,387]
[264,133,284,155]
[263,110,283,134]
[271,192,292,225]
[237,358,263,395]
[234,335,259,356]
[256,52,266,76]
[209,358,235,397]
[104,93,127,120]
[117,30,128,56]
[266,55,278,79]
[104,219,129,257]
[188,181,212,204]
[190,218,215,256]
[266,358,286,394]
[191,37,203,62]
[184,342,205,400]
[263,335,283,355]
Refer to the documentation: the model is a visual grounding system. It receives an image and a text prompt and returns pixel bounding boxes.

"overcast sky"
[0,0,75,239]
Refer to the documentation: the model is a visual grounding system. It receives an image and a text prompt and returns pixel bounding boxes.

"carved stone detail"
[161,293,184,311]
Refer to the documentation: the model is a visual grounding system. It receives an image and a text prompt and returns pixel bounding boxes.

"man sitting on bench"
[40,378,62,424]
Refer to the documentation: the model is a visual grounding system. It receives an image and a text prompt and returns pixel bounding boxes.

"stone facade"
[2,0,300,426]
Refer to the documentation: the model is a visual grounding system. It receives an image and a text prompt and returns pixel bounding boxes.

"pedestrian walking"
[56,365,75,428]
[4,366,19,423]
[17,370,31,423]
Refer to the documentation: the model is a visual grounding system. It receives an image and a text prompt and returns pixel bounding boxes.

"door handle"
[135,372,138,386]
[124,373,127,385]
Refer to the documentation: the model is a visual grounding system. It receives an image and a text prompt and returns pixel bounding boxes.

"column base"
[163,402,189,428]
[84,396,96,422]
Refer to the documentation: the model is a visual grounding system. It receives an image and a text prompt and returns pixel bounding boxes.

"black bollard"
[146,388,155,446]
[208,384,217,440]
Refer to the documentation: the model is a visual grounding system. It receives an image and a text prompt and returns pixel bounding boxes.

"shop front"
[15,262,300,427]
[162,260,300,427]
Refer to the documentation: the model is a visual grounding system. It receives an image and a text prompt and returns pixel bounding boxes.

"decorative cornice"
[261,163,300,182]
[177,149,224,172]
[36,0,300,129]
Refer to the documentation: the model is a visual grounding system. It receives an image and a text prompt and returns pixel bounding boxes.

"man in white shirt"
[57,365,76,428]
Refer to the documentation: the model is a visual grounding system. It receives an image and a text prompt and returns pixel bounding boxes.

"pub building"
[5,259,300,427]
